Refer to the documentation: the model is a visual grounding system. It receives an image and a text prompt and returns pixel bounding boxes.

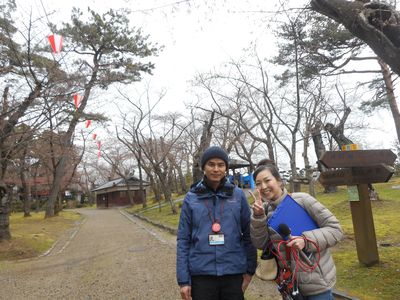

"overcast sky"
[18,0,276,111]
[13,0,399,153]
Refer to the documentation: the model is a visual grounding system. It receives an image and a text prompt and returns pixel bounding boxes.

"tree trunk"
[265,132,275,163]
[192,111,215,183]
[155,137,177,214]
[53,193,62,215]
[302,127,314,196]
[156,166,177,214]
[149,176,161,203]
[124,177,134,206]
[324,106,353,149]
[21,174,31,217]
[289,161,301,193]
[170,168,178,194]
[288,26,301,194]
[311,122,337,193]
[46,155,68,218]
[177,164,187,194]
[19,151,31,217]
[88,190,95,206]
[0,156,11,241]
[0,183,11,240]
[378,58,400,144]
[137,154,146,208]
[0,148,11,239]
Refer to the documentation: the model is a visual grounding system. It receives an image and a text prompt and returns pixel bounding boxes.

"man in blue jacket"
[176,146,257,300]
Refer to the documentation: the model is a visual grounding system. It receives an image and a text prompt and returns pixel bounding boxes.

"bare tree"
[115,87,164,209]
[233,135,259,172]
[193,68,276,162]
[116,88,189,213]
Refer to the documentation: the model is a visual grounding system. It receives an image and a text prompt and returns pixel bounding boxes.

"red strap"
[285,244,291,261]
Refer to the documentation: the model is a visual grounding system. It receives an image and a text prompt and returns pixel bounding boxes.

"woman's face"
[255,168,283,202]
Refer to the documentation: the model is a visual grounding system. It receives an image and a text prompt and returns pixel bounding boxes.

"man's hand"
[180,285,191,300]
[242,273,253,292]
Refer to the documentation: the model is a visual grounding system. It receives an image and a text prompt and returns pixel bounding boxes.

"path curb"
[129,212,178,235]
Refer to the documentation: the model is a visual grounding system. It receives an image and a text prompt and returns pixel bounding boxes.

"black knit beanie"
[201,146,229,170]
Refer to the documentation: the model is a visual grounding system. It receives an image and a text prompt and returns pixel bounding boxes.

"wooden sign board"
[318,149,396,267]
[319,149,396,168]
[318,168,351,186]
[318,164,394,186]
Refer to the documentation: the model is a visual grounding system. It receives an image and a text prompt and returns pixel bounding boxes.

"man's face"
[203,158,227,184]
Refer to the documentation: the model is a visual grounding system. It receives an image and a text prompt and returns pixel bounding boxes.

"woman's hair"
[253,159,281,182]
[256,158,275,168]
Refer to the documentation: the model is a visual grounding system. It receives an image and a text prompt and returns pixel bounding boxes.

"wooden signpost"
[318,149,396,266]
[319,149,396,168]
[318,164,394,186]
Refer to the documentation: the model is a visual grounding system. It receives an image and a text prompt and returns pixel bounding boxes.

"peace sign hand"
[249,189,265,217]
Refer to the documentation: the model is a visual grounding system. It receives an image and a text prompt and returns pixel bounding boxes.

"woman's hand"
[286,236,305,251]
[180,285,191,300]
[249,189,265,217]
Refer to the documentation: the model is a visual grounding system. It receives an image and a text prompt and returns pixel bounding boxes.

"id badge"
[209,233,225,246]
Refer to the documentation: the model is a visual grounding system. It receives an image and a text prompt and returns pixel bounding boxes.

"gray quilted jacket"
[250,189,343,296]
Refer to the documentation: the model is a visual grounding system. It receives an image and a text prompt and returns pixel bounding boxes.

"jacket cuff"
[251,213,267,224]
[246,270,255,276]
[178,282,190,287]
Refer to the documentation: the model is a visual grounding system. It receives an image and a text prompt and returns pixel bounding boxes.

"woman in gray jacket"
[250,162,343,300]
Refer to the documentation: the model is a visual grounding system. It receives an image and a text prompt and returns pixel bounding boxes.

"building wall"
[96,189,146,208]
[96,194,108,208]
[109,191,130,207]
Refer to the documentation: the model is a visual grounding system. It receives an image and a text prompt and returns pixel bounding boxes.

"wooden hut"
[92,176,149,208]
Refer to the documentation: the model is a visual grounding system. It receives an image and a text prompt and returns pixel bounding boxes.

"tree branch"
[311,0,400,75]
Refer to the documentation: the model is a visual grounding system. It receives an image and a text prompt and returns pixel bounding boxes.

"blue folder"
[268,194,319,237]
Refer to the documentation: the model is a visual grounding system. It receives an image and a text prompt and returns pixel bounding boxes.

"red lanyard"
[204,199,225,232]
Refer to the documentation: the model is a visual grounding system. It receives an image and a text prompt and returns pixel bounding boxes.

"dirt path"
[0,208,280,300]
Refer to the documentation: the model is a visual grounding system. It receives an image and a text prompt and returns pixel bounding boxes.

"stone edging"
[132,212,178,235]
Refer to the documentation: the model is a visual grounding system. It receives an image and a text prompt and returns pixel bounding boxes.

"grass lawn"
[0,210,82,262]
[130,176,400,300]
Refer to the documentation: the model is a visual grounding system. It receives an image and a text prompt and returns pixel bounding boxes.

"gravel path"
[0,208,280,300]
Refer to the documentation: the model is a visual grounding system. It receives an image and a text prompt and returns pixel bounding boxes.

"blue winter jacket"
[176,179,257,286]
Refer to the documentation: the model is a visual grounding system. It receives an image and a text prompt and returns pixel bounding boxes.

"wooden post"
[349,184,379,266]
[319,149,396,266]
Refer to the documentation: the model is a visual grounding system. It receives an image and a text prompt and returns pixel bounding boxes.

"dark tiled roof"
[91,176,149,192]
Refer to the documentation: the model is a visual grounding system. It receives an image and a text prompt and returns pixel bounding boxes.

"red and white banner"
[48,34,63,53]
[73,94,83,109]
